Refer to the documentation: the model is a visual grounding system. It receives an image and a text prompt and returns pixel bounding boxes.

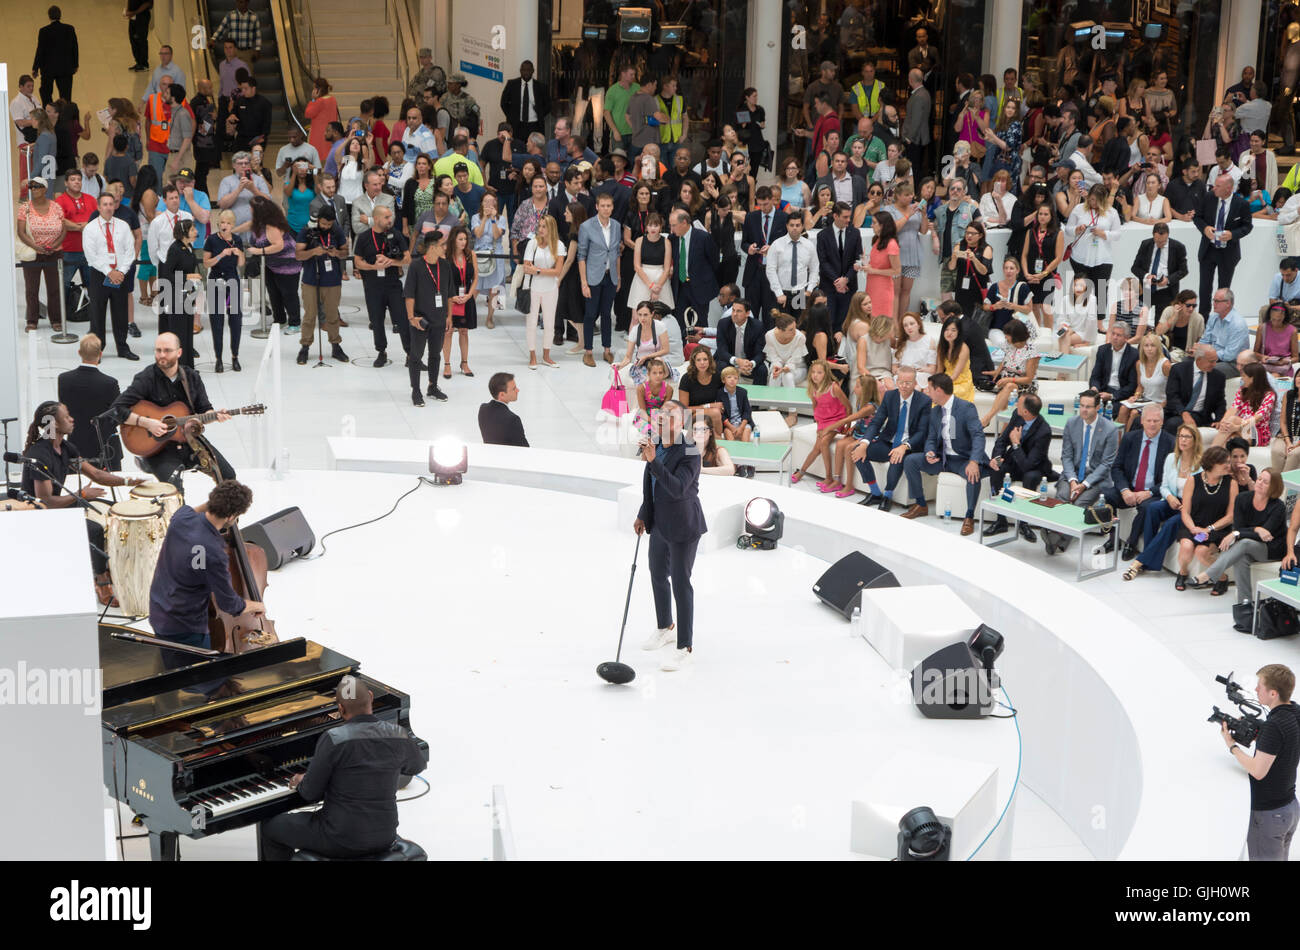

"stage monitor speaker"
[812,551,899,619]
[910,642,998,719]
[242,506,315,570]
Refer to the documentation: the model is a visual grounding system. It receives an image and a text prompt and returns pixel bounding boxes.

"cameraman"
[295,204,348,364]
[1222,664,1300,860]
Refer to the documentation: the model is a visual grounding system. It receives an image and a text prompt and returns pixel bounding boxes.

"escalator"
[204,0,289,124]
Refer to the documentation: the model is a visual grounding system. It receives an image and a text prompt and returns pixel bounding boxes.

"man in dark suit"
[901,373,988,535]
[816,202,864,329]
[498,61,549,141]
[478,373,528,447]
[1193,172,1253,312]
[741,186,786,328]
[714,296,768,383]
[635,401,708,672]
[1130,222,1188,315]
[982,393,1054,539]
[1089,324,1140,408]
[32,5,78,106]
[851,366,930,511]
[546,165,595,243]
[58,334,123,470]
[589,157,630,225]
[814,153,868,209]
[900,68,932,174]
[1164,343,1227,434]
[669,209,720,331]
[1104,403,1175,559]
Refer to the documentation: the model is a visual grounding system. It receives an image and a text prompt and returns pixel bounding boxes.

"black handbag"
[1083,502,1115,526]
[515,248,535,316]
[1256,598,1300,640]
[1231,602,1254,633]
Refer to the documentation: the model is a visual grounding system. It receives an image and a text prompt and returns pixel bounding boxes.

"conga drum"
[130,481,182,527]
[106,499,167,617]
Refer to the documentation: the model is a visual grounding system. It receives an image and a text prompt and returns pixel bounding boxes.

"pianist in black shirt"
[105,332,237,491]
[478,372,529,447]
[258,674,429,860]
[148,479,264,668]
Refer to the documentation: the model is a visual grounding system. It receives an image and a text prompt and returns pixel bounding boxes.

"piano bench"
[291,837,427,862]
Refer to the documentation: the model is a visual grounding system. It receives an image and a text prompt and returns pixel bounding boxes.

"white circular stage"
[112,468,1021,860]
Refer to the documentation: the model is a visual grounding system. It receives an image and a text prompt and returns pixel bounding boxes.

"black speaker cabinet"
[242,506,315,570]
[812,551,899,619]
[910,642,997,719]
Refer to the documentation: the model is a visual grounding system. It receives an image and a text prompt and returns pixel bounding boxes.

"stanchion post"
[249,260,271,339]
[49,257,78,344]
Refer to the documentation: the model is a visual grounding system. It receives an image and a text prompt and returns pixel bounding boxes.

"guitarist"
[149,479,265,668]
[106,332,237,490]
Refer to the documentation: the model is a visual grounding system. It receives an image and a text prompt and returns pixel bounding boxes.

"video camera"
[1207,672,1263,745]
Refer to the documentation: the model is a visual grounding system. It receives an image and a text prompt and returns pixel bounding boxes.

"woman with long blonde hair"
[1121,332,1171,429]
[520,214,565,369]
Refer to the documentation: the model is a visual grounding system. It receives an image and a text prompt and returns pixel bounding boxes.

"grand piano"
[100,623,428,861]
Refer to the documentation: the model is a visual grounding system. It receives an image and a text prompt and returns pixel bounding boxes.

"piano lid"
[100,628,361,734]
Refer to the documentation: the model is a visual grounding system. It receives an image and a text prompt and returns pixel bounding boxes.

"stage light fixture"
[428,439,468,485]
[896,806,952,861]
[737,497,783,550]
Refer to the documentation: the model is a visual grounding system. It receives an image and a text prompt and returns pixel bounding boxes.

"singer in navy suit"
[741,194,787,327]
[635,403,707,652]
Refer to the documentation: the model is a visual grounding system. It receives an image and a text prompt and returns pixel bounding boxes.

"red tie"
[104,220,115,256]
[1134,438,1151,492]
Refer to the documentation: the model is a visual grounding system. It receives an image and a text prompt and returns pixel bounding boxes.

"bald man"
[1193,173,1253,310]
[106,333,237,489]
[257,675,429,861]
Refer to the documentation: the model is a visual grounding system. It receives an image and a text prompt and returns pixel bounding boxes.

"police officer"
[1222,664,1300,860]
[442,72,480,139]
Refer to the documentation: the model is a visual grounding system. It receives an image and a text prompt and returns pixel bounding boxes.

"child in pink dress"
[792,359,852,485]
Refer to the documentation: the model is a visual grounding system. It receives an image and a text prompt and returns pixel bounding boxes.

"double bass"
[186,425,279,654]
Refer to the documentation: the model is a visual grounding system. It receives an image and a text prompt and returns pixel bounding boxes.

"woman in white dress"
[1121,331,1172,429]
[627,212,674,312]
[519,214,564,369]
[1065,184,1123,313]
[892,311,937,377]
[1056,276,1103,353]
[1130,171,1171,226]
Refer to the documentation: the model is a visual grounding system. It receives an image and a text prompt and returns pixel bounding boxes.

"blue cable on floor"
[966,684,1021,861]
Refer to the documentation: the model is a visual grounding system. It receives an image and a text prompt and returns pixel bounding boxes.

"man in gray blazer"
[900,68,932,174]
[814,151,867,207]
[577,191,621,367]
[1043,388,1120,554]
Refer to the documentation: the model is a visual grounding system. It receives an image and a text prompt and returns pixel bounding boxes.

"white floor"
[101,471,1052,861]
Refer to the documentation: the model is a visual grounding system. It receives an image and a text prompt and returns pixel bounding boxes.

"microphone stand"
[7,455,113,563]
[313,258,329,369]
[1,418,15,498]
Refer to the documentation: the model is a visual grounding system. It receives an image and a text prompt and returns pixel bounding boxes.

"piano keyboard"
[189,759,308,820]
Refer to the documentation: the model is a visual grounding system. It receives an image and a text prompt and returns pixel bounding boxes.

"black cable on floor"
[304,477,431,560]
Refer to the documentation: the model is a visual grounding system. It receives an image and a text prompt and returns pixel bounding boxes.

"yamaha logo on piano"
[131,778,154,803]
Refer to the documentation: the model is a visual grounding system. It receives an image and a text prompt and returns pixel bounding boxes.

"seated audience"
[718,366,755,442]
[851,366,930,510]
[979,319,1039,428]
[792,359,851,485]
[1042,389,1120,554]
[1272,366,1300,473]
[900,372,987,535]
[1154,289,1203,360]
[1125,424,1204,579]
[764,312,807,388]
[1193,467,1286,597]
[692,416,735,476]
[633,358,674,440]
[1164,344,1227,435]
[1214,362,1275,447]
[1089,323,1138,414]
[478,372,528,446]
[1201,288,1250,378]
[1106,404,1176,557]
[715,297,768,384]
[1122,332,1172,430]
[1254,302,1298,376]
[823,374,879,498]
[982,392,1054,540]
[1170,445,1238,591]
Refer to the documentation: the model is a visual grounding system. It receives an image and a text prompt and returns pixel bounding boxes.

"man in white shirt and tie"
[83,193,140,360]
[147,183,196,271]
[1044,389,1119,554]
[766,215,818,322]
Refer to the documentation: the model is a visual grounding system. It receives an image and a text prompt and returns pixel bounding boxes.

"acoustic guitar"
[121,400,266,458]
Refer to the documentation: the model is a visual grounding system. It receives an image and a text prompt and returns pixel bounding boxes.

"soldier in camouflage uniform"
[441,72,481,138]
[407,48,446,100]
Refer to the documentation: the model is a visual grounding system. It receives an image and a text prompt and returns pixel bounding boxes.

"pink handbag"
[601,368,631,417]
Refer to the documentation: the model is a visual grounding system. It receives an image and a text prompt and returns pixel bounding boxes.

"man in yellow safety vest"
[850,60,885,120]
[657,76,688,165]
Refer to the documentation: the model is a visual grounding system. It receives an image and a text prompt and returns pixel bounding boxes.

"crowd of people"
[13,9,1300,604]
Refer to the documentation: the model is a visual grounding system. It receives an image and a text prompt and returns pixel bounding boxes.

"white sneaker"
[661,648,692,671]
[641,625,676,651]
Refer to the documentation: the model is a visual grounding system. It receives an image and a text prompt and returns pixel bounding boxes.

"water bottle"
[1073,395,1081,411]
[1103,400,1113,420]
[944,507,952,522]
[850,606,862,638]
[1039,477,1048,501]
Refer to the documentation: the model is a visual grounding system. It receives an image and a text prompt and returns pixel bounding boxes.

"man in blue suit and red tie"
[669,208,720,333]
[850,366,930,511]
[635,400,708,672]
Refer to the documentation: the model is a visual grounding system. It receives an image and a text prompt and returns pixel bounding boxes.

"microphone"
[2,451,38,466]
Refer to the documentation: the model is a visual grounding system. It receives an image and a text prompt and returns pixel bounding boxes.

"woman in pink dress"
[857,212,901,331]
[304,78,340,167]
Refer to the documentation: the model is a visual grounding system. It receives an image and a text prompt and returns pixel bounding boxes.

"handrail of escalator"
[187,0,215,89]
[388,0,420,95]
[268,0,312,133]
